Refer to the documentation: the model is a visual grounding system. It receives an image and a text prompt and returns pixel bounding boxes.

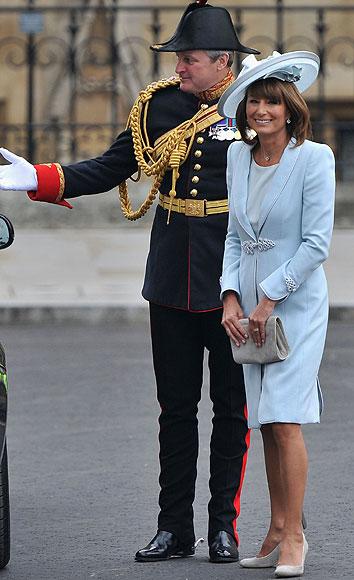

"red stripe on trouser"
[187,243,191,310]
[232,404,250,545]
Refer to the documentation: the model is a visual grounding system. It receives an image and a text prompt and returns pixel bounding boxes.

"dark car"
[0,214,14,568]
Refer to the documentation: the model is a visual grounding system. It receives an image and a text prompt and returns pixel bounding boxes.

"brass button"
[200,104,208,110]
[191,176,199,184]
[194,150,202,158]
[194,164,201,171]
[196,137,204,144]
[190,189,198,197]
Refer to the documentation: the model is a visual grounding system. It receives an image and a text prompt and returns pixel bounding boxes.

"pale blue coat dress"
[220,138,335,429]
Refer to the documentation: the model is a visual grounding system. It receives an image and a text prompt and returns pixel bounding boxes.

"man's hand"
[248,297,277,347]
[0,148,38,191]
[221,291,248,347]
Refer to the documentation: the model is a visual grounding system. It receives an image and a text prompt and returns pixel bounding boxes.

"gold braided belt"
[159,193,228,217]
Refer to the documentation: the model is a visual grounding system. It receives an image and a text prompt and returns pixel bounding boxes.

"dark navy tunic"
[62,85,234,311]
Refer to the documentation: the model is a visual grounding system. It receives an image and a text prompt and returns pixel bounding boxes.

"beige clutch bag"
[230,316,290,364]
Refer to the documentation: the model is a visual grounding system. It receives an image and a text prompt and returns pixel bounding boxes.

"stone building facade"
[0,1,353,227]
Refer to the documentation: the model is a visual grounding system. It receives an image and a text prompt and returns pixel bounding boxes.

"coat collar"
[236,138,303,240]
[197,69,235,103]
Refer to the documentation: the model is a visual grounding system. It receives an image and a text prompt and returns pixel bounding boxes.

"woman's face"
[246,91,289,140]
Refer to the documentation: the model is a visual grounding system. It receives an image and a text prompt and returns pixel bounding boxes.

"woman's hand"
[248,297,277,347]
[222,291,248,347]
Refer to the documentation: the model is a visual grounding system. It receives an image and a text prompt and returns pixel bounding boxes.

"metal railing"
[0,1,353,174]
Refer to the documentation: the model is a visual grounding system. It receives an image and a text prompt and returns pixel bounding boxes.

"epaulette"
[144,76,180,92]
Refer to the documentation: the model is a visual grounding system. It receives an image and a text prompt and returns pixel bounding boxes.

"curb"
[328,306,354,321]
[0,305,352,324]
[0,305,149,324]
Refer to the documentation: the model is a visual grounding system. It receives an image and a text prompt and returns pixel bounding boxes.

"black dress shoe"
[209,531,239,563]
[135,530,195,562]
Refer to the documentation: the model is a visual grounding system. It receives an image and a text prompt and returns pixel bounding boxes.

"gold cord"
[119,78,205,222]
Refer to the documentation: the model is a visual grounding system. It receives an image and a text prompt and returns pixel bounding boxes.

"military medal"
[209,118,241,141]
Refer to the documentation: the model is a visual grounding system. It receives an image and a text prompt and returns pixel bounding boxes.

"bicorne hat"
[218,50,320,118]
[151,1,259,55]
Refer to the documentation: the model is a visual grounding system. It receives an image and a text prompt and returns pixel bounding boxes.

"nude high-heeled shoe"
[240,544,279,568]
[274,534,308,578]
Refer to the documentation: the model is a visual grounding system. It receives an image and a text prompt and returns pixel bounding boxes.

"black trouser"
[149,303,249,546]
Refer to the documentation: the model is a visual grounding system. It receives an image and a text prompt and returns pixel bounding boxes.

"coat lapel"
[258,139,303,234]
[233,143,257,241]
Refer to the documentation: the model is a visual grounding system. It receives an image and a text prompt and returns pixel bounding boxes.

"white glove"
[0,147,38,191]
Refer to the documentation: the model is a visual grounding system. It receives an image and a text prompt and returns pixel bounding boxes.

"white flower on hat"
[239,51,302,83]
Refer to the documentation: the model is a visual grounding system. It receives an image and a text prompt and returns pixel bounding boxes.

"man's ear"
[217,53,230,71]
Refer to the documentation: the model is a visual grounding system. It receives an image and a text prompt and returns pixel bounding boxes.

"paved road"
[0,320,353,579]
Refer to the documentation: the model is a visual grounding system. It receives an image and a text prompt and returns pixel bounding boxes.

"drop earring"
[286,118,291,125]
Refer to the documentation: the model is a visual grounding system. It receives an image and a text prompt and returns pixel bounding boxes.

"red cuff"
[27,163,73,209]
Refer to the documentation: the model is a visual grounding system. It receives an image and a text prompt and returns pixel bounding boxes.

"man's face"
[175,50,222,94]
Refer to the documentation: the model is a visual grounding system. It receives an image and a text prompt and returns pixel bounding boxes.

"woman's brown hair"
[236,77,312,146]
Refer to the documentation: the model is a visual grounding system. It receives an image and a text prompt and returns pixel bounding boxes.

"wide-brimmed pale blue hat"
[218,50,320,118]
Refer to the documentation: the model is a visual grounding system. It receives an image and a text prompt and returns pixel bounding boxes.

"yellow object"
[159,193,228,217]
[153,106,222,158]
[118,77,224,222]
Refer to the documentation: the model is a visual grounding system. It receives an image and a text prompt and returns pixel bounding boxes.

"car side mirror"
[0,215,14,250]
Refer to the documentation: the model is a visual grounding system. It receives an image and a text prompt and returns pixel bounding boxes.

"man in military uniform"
[0,1,259,564]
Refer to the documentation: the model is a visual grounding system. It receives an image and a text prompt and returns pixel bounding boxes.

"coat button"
[194,150,202,158]
[194,164,201,171]
[191,176,199,184]
[196,137,204,144]
[190,189,198,197]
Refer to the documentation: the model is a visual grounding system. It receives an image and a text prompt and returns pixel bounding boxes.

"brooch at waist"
[241,238,276,255]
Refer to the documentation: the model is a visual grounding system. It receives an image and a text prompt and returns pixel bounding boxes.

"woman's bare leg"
[257,424,285,556]
[272,422,308,566]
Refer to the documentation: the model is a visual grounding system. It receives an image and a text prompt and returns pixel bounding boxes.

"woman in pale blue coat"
[218,52,335,578]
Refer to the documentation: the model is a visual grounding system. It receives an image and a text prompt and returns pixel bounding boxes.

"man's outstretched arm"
[0,128,138,207]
